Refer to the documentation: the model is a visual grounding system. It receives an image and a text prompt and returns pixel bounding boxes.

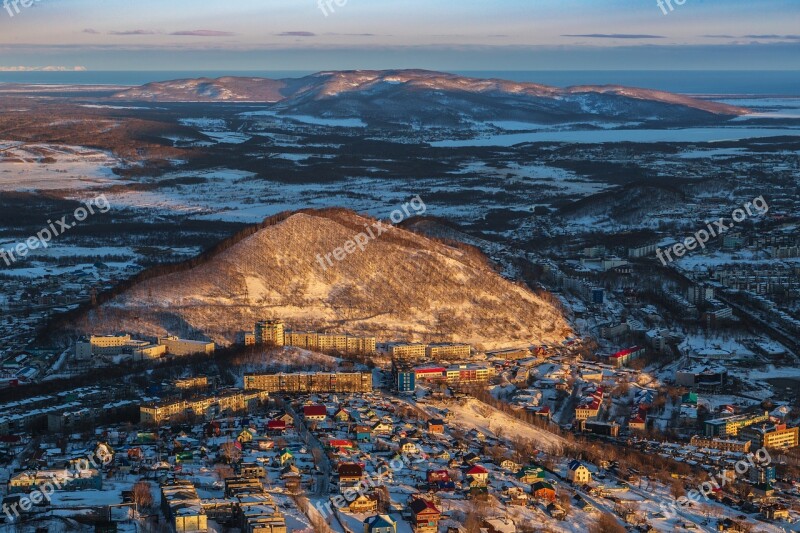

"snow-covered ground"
[0,142,124,191]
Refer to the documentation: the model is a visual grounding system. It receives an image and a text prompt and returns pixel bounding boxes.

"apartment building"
[426,343,471,360]
[740,423,799,450]
[714,265,800,296]
[690,435,752,453]
[285,330,376,354]
[393,364,416,393]
[389,343,428,361]
[140,390,269,424]
[628,242,658,259]
[704,411,770,437]
[445,364,493,384]
[158,336,215,356]
[255,320,286,346]
[607,346,645,368]
[243,372,372,393]
[75,334,167,361]
[175,376,209,390]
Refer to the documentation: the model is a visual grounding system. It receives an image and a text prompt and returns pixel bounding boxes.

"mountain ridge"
[111,69,748,125]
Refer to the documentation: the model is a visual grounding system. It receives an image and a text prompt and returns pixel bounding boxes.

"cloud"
[562,34,665,39]
[325,33,377,37]
[277,31,316,37]
[109,30,161,36]
[743,34,800,40]
[170,30,236,37]
[82,29,100,35]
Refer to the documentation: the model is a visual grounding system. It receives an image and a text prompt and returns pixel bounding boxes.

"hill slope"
[76,210,571,351]
[112,69,747,125]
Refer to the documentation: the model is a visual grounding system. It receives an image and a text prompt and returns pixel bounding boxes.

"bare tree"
[219,441,242,464]
[133,480,154,510]
[589,513,626,533]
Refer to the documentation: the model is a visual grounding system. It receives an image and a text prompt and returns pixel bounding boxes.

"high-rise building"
[255,320,285,346]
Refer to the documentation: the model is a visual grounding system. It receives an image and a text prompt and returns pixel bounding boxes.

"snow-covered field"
[426,398,567,454]
[0,142,123,191]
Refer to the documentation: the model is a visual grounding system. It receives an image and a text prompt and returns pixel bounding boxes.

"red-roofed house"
[465,464,490,485]
[328,439,356,451]
[303,405,327,421]
[575,386,604,420]
[408,498,441,533]
[267,420,287,434]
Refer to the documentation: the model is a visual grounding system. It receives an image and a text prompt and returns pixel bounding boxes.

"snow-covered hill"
[75,209,571,350]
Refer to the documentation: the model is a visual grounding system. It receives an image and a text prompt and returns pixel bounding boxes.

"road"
[287,404,332,497]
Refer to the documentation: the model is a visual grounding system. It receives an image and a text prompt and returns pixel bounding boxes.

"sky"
[0,0,798,71]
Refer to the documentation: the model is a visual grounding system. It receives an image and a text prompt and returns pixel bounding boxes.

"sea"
[0,70,798,96]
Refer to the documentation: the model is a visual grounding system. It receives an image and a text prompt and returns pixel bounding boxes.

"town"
[1,306,800,533]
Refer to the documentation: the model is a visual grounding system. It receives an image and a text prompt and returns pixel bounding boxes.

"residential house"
[276,413,294,425]
[267,420,287,435]
[354,425,373,442]
[435,450,451,461]
[506,487,528,506]
[465,465,489,486]
[462,452,481,465]
[373,421,393,434]
[574,495,595,512]
[364,514,397,533]
[239,462,266,479]
[329,439,357,452]
[427,469,455,492]
[532,480,557,502]
[238,428,257,444]
[278,448,294,466]
[765,506,789,521]
[338,463,364,491]
[427,419,445,434]
[566,460,592,484]
[400,439,418,455]
[255,438,275,451]
[516,466,545,483]
[500,460,521,473]
[303,405,327,422]
[408,498,441,533]
[349,493,379,513]
[483,518,517,533]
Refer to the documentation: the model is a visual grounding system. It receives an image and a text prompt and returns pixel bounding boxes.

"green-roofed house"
[516,466,546,483]
[364,515,397,533]
[532,480,557,502]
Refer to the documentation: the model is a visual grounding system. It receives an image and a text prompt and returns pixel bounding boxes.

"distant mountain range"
[112,69,748,126]
[73,209,571,350]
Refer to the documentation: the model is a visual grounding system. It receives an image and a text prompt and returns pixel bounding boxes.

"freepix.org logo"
[657,0,687,15]
[4,0,44,18]
[1,194,111,268]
